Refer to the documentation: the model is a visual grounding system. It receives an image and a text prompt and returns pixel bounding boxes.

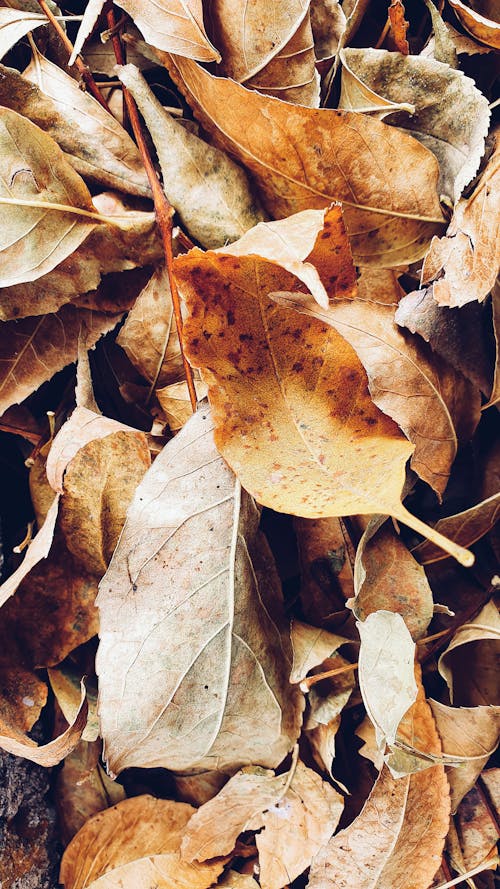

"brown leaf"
[165,55,446,267]
[60,795,224,889]
[303,655,355,773]
[310,0,347,61]
[0,306,124,417]
[97,409,303,775]
[117,64,265,249]
[294,517,355,624]
[309,687,450,889]
[339,48,490,202]
[209,0,319,106]
[448,0,500,49]
[438,601,500,706]
[0,58,150,198]
[422,127,500,307]
[429,700,500,811]
[156,378,208,432]
[388,0,410,54]
[485,280,500,407]
[454,781,500,872]
[0,680,87,767]
[290,620,349,683]
[0,495,59,608]
[49,664,99,743]
[273,292,481,497]
[176,212,474,563]
[411,492,500,564]
[351,518,434,639]
[0,107,99,287]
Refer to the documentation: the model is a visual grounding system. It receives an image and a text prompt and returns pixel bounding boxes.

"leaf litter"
[0,2,498,888]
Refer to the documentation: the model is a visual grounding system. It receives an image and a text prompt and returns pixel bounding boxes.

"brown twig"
[36,0,110,110]
[106,6,197,411]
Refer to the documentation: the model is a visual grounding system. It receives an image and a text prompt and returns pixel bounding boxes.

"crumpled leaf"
[0,59,150,199]
[0,680,87,767]
[290,620,348,683]
[449,0,500,49]
[0,7,49,60]
[60,795,224,889]
[271,293,481,498]
[339,48,490,203]
[97,409,303,775]
[351,517,433,640]
[176,212,473,564]
[309,689,450,889]
[422,126,500,307]
[294,517,355,624]
[117,64,265,249]
[304,654,356,774]
[183,760,343,889]
[357,610,417,750]
[0,107,99,288]
[166,54,446,267]
[0,494,59,608]
[429,700,500,811]
[411,492,500,564]
[209,0,319,107]
[388,0,409,54]
[438,601,500,705]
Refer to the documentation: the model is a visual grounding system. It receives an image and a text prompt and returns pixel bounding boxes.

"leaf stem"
[36,0,110,111]
[394,506,474,567]
[0,196,126,224]
[106,6,197,412]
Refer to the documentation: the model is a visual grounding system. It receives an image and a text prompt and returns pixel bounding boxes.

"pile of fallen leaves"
[0,0,499,887]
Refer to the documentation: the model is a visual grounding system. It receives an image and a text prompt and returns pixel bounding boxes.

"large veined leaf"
[165,54,446,267]
[97,409,303,775]
[0,107,99,287]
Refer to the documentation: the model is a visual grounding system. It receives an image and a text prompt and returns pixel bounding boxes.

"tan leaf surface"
[273,289,481,498]
[181,767,288,861]
[357,610,417,750]
[454,782,500,872]
[176,217,474,564]
[310,0,347,61]
[449,0,500,49]
[339,48,490,201]
[438,601,500,705]
[116,0,220,61]
[429,700,500,811]
[293,517,355,625]
[116,266,184,389]
[0,680,87,767]
[97,409,303,775]
[0,305,123,416]
[49,666,99,743]
[290,620,349,683]
[339,49,416,119]
[0,107,99,287]
[117,64,264,249]
[209,0,319,106]
[218,874,259,888]
[0,8,48,60]
[411,492,500,564]
[60,795,224,889]
[9,53,150,197]
[166,54,446,267]
[309,689,450,889]
[422,127,500,307]
[355,267,404,306]
[156,379,208,432]
[351,518,434,639]
[0,494,59,608]
[304,656,355,772]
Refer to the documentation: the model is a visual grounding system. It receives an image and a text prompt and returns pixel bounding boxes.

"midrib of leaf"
[0,315,53,395]
[240,2,310,82]
[177,63,445,224]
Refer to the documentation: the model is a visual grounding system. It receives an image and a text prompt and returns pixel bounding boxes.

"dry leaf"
[60,795,224,889]
[117,64,265,249]
[209,0,319,106]
[272,292,481,497]
[48,666,99,743]
[357,610,417,750]
[438,601,500,705]
[429,700,500,811]
[339,50,416,119]
[176,215,473,563]
[454,781,500,872]
[388,0,410,54]
[356,267,405,306]
[339,48,490,201]
[421,0,458,67]
[0,107,99,287]
[166,54,446,267]
[448,0,500,49]
[156,379,208,432]
[97,409,303,775]
[218,874,259,888]
[304,655,356,773]
[422,127,500,307]
[485,280,500,407]
[0,494,59,608]
[0,305,124,417]
[0,7,48,60]
[310,0,347,60]
[411,492,500,564]
[351,518,434,639]
[290,620,349,683]
[0,680,87,767]
[309,689,450,889]
[294,517,355,624]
